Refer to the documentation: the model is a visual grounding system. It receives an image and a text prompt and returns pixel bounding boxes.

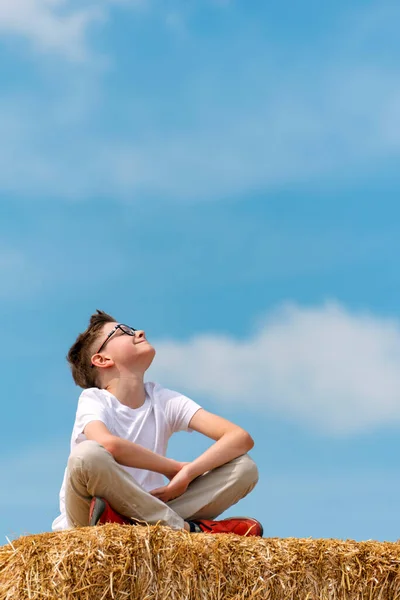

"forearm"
[186,429,254,480]
[106,436,175,478]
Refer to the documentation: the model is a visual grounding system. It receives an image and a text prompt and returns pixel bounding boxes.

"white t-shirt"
[52,382,201,531]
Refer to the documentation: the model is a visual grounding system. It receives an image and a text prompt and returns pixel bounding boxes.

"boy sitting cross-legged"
[52,310,262,536]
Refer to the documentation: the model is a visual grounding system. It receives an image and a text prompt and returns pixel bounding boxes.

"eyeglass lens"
[119,325,137,335]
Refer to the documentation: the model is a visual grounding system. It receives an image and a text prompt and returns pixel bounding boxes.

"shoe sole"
[221,516,264,537]
[89,497,106,526]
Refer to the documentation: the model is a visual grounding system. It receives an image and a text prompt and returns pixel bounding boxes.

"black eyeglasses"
[91,324,137,368]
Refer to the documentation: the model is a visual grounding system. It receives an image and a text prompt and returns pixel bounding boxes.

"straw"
[1,524,400,599]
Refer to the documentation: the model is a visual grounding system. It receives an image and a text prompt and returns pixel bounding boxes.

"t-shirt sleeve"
[155,384,202,433]
[73,388,113,443]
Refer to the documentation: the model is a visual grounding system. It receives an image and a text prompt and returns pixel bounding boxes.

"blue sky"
[1,0,400,543]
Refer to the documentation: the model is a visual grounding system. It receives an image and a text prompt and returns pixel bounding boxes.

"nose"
[135,330,145,340]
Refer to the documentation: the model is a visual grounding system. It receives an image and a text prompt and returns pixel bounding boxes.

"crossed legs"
[65,440,259,530]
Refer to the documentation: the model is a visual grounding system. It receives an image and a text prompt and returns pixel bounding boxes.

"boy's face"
[93,322,156,372]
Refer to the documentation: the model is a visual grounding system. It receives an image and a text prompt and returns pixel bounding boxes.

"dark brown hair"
[67,310,116,389]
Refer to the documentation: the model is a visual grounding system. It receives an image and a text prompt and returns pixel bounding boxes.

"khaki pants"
[65,440,259,530]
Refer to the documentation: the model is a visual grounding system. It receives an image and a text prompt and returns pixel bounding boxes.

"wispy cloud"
[0,0,104,61]
[1,2,400,199]
[150,302,400,436]
[0,0,148,60]
[2,63,400,201]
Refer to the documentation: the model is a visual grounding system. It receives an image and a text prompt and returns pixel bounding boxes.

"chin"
[142,340,155,351]
[143,343,156,360]
[143,346,156,371]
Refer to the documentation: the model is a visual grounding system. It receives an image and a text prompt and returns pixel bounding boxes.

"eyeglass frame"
[91,324,137,368]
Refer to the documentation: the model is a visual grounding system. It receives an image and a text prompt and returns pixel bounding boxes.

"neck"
[104,373,146,409]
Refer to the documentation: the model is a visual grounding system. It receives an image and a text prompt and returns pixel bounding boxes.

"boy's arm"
[150,408,254,502]
[185,408,254,478]
[84,421,184,480]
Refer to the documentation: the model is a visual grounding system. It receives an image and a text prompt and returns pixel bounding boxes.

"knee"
[233,454,259,487]
[68,440,110,471]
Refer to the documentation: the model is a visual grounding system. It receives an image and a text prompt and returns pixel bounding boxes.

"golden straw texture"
[1,524,400,599]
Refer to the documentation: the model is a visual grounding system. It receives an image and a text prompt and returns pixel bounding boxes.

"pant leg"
[65,440,184,530]
[167,453,259,521]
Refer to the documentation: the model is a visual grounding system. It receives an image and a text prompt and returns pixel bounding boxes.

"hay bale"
[1,524,400,599]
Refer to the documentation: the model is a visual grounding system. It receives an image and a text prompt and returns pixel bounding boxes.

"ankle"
[185,520,203,533]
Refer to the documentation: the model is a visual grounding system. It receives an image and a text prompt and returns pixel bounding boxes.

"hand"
[166,460,191,481]
[151,464,192,503]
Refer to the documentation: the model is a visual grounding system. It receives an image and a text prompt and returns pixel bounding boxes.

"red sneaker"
[89,497,132,526]
[192,517,263,537]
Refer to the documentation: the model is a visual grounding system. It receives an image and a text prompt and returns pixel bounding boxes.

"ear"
[91,353,115,370]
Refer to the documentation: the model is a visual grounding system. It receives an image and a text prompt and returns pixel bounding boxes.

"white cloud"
[149,302,400,436]
[1,3,400,198]
[99,66,400,200]
[1,64,400,202]
[0,0,104,60]
[0,0,146,60]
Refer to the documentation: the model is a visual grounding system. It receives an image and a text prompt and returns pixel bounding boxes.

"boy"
[52,310,262,536]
